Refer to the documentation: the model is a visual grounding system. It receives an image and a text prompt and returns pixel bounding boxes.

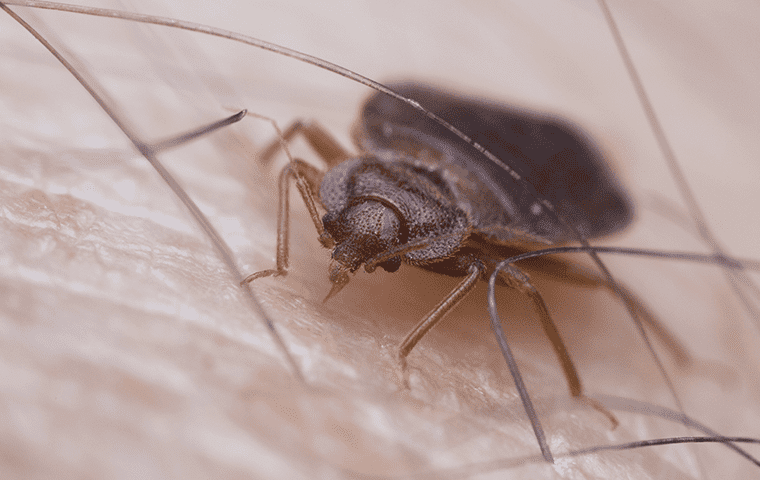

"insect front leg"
[241,116,359,285]
[241,158,327,284]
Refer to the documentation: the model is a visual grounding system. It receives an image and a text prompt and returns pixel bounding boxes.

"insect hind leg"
[518,253,693,368]
[494,262,619,429]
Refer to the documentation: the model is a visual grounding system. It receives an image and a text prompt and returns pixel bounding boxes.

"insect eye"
[375,256,402,273]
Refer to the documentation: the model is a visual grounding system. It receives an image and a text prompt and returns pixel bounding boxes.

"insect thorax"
[319,156,469,273]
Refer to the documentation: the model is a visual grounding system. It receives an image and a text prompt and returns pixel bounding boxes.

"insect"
[2,1,759,479]
[244,79,645,432]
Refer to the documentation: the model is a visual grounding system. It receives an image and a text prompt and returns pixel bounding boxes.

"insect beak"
[323,262,350,303]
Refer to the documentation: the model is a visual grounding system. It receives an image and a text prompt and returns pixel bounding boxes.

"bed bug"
[240,80,682,436]
[4,1,760,478]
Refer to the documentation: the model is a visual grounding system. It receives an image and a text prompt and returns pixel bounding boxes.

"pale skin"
[1,1,760,479]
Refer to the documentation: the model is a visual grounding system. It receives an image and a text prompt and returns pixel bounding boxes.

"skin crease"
[1,0,759,478]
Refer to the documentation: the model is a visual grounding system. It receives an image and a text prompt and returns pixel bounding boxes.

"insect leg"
[495,263,618,427]
[396,261,483,386]
[519,255,691,368]
[241,114,360,286]
[257,119,350,167]
[241,158,325,284]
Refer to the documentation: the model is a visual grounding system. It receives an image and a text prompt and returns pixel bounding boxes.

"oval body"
[318,83,634,278]
[354,83,633,244]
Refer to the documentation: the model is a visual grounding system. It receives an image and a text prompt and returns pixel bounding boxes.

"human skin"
[1,1,759,478]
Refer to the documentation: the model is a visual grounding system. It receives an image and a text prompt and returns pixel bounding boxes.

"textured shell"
[319,156,469,265]
[354,83,633,244]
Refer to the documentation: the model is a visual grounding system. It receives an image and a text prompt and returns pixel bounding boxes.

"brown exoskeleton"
[244,82,689,427]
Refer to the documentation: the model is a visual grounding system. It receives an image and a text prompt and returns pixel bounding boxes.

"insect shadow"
[3,0,760,478]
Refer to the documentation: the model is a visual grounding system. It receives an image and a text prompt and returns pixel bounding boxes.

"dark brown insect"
[243,82,688,441]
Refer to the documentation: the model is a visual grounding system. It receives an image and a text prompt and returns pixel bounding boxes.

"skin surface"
[1,1,759,478]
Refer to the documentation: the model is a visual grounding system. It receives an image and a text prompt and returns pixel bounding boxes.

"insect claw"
[240,269,281,285]
[583,396,619,430]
